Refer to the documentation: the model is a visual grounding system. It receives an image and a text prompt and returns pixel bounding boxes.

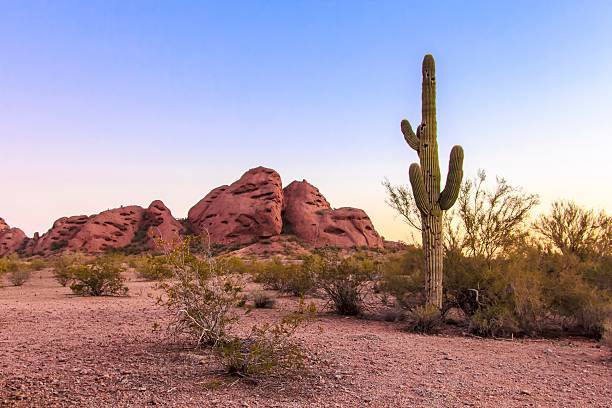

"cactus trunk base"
[421,213,443,309]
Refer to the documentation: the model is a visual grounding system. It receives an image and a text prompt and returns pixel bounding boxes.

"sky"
[1,1,611,242]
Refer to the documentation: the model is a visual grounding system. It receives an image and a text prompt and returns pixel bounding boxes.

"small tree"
[456,170,539,266]
[534,200,611,259]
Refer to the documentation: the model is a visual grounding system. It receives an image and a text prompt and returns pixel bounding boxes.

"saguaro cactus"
[401,54,464,308]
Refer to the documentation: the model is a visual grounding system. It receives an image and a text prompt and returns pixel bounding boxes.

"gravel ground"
[1,269,610,407]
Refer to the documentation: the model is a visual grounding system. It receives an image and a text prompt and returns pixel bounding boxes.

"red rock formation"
[0,217,28,256]
[27,200,183,254]
[28,215,90,254]
[188,167,283,245]
[282,180,383,249]
[145,200,183,249]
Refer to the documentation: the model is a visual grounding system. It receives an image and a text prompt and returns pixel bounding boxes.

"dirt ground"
[1,269,610,407]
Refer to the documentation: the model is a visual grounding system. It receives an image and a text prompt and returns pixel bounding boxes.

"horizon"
[2,1,612,241]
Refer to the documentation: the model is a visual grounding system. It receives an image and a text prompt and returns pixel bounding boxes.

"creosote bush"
[136,255,174,281]
[158,237,315,379]
[216,301,316,378]
[158,239,242,347]
[252,291,275,309]
[405,304,442,334]
[0,255,31,286]
[9,268,31,286]
[52,253,83,287]
[69,255,128,296]
[311,250,376,316]
[251,257,314,297]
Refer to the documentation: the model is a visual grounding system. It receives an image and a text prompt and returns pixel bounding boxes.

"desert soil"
[1,269,610,408]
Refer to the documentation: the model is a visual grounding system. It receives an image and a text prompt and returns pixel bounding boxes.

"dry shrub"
[158,238,315,379]
[9,268,31,286]
[252,291,275,309]
[312,250,376,316]
[378,247,424,307]
[158,239,242,347]
[602,320,612,349]
[69,255,128,296]
[251,257,314,297]
[217,302,315,379]
[405,304,442,334]
[0,256,31,286]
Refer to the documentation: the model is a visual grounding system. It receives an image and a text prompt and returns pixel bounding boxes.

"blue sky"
[1,1,611,241]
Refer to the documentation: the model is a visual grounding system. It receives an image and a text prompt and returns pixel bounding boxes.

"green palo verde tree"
[401,54,464,308]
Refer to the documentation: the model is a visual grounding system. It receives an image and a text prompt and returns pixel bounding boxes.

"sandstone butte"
[2,167,385,256]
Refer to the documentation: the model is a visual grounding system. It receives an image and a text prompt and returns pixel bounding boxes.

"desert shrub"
[545,268,611,339]
[378,247,424,307]
[312,250,375,316]
[158,239,243,347]
[27,258,48,271]
[602,320,612,349]
[252,257,314,297]
[136,255,174,281]
[69,255,128,296]
[216,303,315,379]
[0,256,30,286]
[405,304,442,334]
[0,255,21,274]
[252,291,275,308]
[52,254,83,286]
[218,256,250,275]
[8,268,31,286]
[469,304,519,337]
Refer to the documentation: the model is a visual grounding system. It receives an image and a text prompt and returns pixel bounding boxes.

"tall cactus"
[401,54,464,308]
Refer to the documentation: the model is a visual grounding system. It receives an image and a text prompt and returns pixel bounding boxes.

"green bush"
[52,254,83,287]
[378,247,424,307]
[312,250,376,316]
[27,258,48,271]
[69,255,128,296]
[251,257,314,297]
[136,255,174,281]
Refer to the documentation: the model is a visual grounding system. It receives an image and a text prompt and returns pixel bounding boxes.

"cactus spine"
[401,54,464,308]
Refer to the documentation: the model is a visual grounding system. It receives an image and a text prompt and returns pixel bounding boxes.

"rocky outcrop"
[0,218,28,256]
[145,200,184,249]
[282,180,383,249]
[188,167,283,245]
[3,167,384,256]
[26,200,183,255]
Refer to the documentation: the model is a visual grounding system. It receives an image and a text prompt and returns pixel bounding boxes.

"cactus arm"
[409,163,431,214]
[439,145,464,210]
[401,119,420,151]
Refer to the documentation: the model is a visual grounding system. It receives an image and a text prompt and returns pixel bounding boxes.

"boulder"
[282,180,383,249]
[0,218,28,256]
[188,167,283,245]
